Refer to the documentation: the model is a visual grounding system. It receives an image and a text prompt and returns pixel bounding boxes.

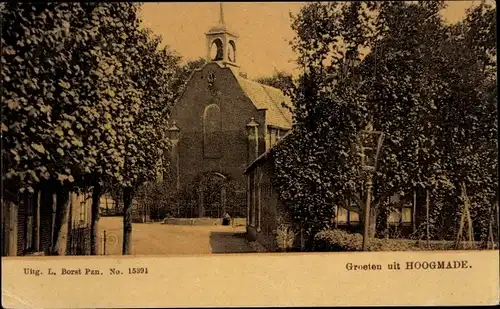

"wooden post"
[456,183,474,249]
[426,189,430,247]
[412,189,417,233]
[362,175,373,251]
[50,192,57,253]
[462,183,474,249]
[456,206,466,248]
[103,230,107,255]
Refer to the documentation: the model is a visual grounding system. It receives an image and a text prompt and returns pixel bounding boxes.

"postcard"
[2,1,498,308]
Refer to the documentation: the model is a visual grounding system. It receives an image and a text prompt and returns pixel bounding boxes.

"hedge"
[313,229,486,252]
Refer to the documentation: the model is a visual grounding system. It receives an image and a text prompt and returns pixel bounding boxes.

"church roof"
[233,73,293,129]
[206,23,239,37]
[208,24,227,33]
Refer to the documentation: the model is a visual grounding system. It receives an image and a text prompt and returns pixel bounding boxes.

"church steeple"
[205,2,239,68]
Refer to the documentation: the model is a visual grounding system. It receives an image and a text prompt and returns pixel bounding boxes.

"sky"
[140,1,487,80]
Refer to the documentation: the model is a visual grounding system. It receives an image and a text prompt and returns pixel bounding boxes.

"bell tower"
[205,3,239,68]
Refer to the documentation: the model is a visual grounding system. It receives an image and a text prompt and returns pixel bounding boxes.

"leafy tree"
[255,70,294,93]
[270,1,497,248]
[1,2,178,255]
[172,57,207,99]
[428,3,497,242]
[270,1,378,246]
[2,2,112,254]
[119,25,177,254]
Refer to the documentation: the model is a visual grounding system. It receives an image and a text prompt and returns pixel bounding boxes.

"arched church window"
[228,40,236,62]
[203,104,222,158]
[210,38,224,61]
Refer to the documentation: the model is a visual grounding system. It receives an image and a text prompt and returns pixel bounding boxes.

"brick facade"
[171,62,267,192]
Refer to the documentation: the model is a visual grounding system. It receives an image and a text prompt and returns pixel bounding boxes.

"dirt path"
[97,217,256,255]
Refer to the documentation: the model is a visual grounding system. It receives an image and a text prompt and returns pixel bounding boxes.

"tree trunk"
[33,188,41,252]
[122,186,133,255]
[50,185,71,256]
[90,183,102,255]
[368,207,378,238]
[39,182,55,254]
[67,190,73,255]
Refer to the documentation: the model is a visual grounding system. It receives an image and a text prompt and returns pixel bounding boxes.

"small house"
[244,133,423,251]
[2,189,93,256]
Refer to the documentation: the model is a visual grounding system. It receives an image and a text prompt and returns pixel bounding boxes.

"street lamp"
[357,123,384,251]
[168,121,181,190]
[246,117,259,226]
[246,117,259,164]
[168,120,180,141]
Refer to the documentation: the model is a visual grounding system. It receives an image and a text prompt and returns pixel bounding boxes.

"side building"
[244,134,424,252]
[2,189,96,256]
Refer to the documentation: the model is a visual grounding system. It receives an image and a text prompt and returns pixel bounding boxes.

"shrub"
[276,223,296,252]
[313,229,483,252]
[314,229,368,252]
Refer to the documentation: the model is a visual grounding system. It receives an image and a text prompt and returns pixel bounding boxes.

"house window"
[270,128,277,146]
[349,211,360,223]
[80,201,86,224]
[402,207,412,223]
[336,206,348,223]
[387,193,413,225]
[263,182,273,198]
[203,104,222,158]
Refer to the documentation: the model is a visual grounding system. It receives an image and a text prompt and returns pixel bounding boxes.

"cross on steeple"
[219,2,225,26]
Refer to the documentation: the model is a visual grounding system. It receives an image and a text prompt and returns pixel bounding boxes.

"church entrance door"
[198,172,227,218]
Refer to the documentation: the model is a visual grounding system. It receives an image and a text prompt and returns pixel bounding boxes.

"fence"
[100,230,120,255]
[67,226,120,255]
[67,225,91,255]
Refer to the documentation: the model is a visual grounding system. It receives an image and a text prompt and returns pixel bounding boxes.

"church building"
[168,4,293,218]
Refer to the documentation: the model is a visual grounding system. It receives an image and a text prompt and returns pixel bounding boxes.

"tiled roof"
[233,73,293,129]
[206,24,238,37]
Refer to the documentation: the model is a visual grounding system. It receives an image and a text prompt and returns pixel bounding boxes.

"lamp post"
[168,121,181,190]
[357,123,384,251]
[246,117,259,164]
[246,117,259,226]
